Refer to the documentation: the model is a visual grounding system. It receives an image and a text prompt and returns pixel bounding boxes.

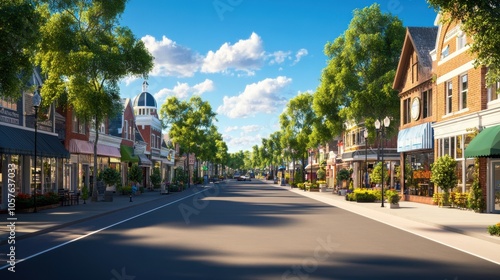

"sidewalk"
[0,189,173,244]
[262,179,500,265]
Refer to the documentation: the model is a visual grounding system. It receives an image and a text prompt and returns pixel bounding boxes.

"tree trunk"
[91,121,99,202]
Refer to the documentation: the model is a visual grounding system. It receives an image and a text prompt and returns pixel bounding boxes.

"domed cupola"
[133,81,158,117]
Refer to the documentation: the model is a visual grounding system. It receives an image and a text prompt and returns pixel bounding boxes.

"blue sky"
[118,0,438,153]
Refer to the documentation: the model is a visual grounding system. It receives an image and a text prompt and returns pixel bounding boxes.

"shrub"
[346,188,381,202]
[297,183,304,190]
[316,168,326,180]
[100,167,121,186]
[487,223,500,236]
[337,169,350,183]
[430,154,457,205]
[385,189,400,204]
[150,167,162,189]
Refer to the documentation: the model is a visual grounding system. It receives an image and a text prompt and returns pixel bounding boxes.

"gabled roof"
[393,27,438,91]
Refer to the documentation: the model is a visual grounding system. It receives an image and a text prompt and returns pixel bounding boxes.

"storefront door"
[492,160,500,213]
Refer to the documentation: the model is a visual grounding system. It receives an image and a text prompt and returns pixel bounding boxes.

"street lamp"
[32,87,42,213]
[374,116,390,207]
[309,150,315,191]
[364,129,369,188]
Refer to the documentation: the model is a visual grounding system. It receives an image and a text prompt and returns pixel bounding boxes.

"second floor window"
[72,115,86,134]
[446,81,453,114]
[422,89,432,118]
[488,81,500,102]
[460,74,468,110]
[403,98,411,124]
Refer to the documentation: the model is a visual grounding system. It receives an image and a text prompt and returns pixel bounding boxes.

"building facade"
[0,71,69,210]
[394,27,438,204]
[430,14,500,213]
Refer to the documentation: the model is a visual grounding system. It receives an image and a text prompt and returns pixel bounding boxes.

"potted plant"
[337,168,350,195]
[316,167,327,192]
[430,154,457,207]
[100,167,121,191]
[81,185,89,204]
[150,167,162,191]
[385,189,400,208]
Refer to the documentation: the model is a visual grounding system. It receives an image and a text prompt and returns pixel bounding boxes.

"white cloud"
[202,32,265,75]
[225,126,239,132]
[269,51,291,65]
[141,35,203,77]
[241,125,261,133]
[293,48,308,65]
[224,133,263,153]
[216,76,292,118]
[154,79,215,102]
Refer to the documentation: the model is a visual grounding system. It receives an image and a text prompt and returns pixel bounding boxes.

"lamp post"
[364,129,368,188]
[309,150,315,191]
[375,116,390,207]
[32,87,42,213]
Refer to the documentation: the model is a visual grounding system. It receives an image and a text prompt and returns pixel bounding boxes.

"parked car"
[237,175,245,181]
[243,175,251,181]
[233,173,241,179]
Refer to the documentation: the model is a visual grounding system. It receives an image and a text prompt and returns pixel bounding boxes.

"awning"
[464,125,500,158]
[69,139,121,158]
[137,154,152,167]
[0,125,69,158]
[120,145,139,163]
[397,122,433,152]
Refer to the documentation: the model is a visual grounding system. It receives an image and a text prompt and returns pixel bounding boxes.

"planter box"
[387,203,399,209]
[309,188,319,192]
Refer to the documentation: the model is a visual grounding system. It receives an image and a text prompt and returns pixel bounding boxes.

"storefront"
[464,124,500,213]
[67,138,121,193]
[0,125,69,210]
[397,122,434,204]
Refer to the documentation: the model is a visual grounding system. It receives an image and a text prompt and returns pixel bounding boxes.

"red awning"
[69,139,121,158]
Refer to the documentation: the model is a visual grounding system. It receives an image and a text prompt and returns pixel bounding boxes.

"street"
[1,180,499,279]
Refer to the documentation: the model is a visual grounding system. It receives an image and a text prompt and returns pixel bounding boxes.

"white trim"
[436,61,474,84]
[437,44,471,66]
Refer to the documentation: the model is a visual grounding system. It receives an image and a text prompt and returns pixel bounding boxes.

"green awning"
[0,125,69,158]
[464,125,500,158]
[120,145,139,163]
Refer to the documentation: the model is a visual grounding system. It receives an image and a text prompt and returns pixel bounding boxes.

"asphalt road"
[1,180,499,280]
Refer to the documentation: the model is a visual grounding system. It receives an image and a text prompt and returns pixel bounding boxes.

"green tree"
[0,0,42,99]
[315,4,405,136]
[430,154,458,205]
[128,164,143,185]
[150,167,162,189]
[279,92,316,181]
[100,167,120,187]
[159,96,216,187]
[371,162,389,185]
[428,0,500,86]
[35,0,153,201]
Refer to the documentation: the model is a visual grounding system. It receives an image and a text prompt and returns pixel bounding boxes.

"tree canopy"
[428,0,500,86]
[0,0,42,99]
[35,0,153,199]
[315,3,405,136]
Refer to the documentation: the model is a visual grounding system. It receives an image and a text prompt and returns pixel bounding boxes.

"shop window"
[443,138,450,156]
[422,89,432,118]
[460,74,468,110]
[456,135,463,159]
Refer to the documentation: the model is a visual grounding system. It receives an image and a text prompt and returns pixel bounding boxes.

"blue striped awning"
[397,122,433,152]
